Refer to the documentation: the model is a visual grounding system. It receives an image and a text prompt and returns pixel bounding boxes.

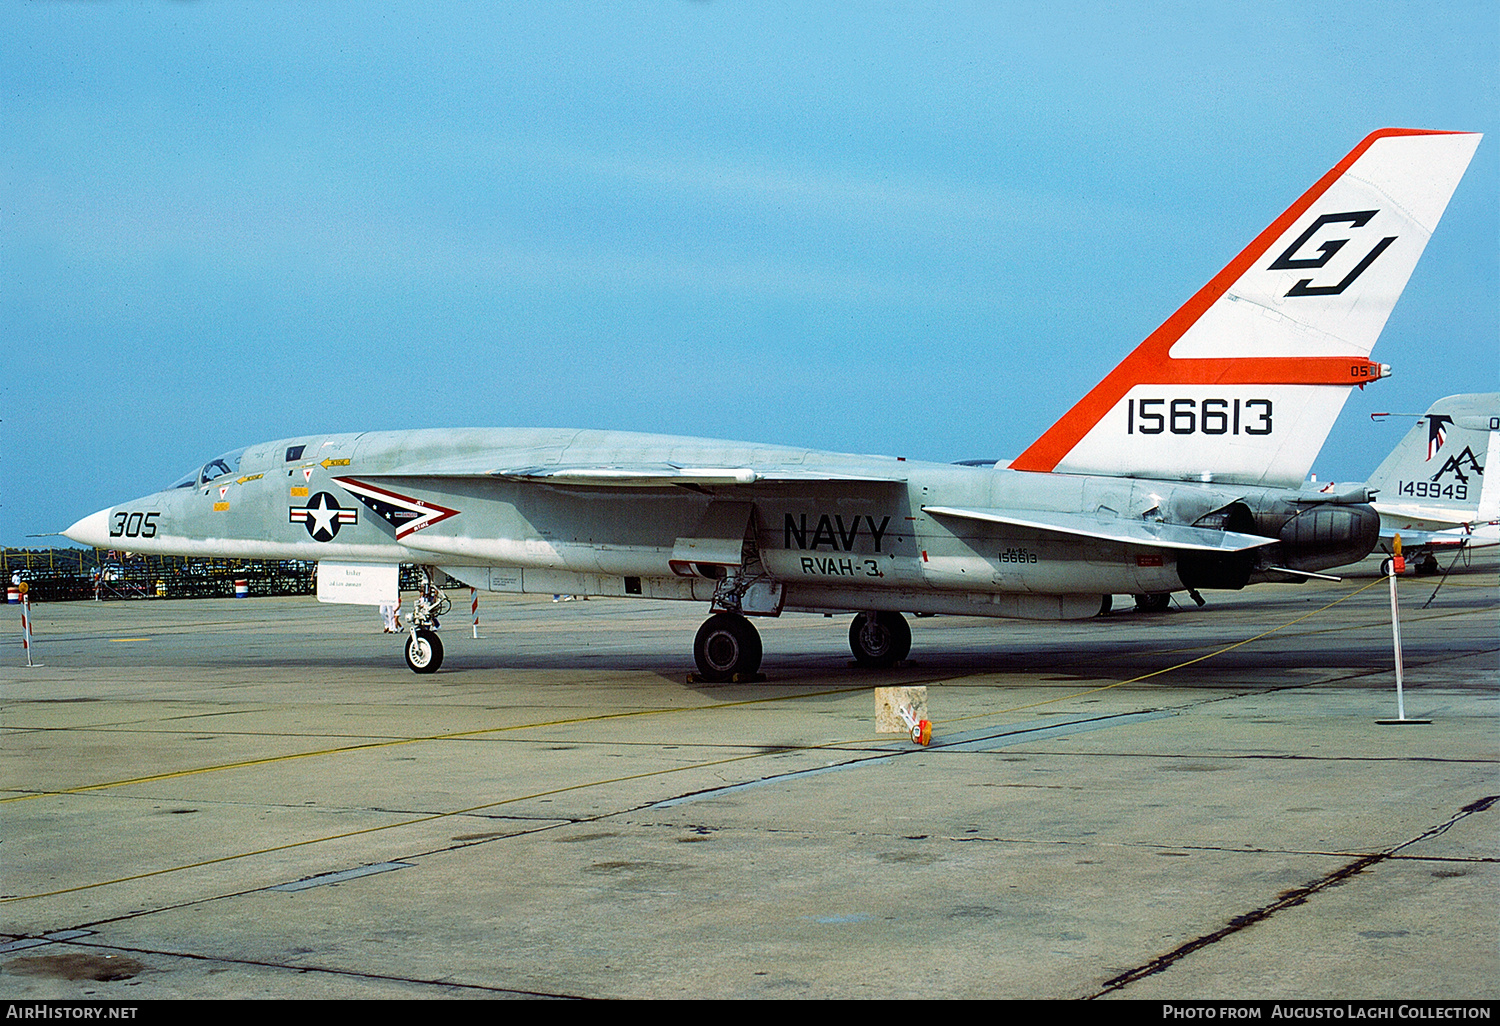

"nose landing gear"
[402,567,451,674]
[405,628,443,673]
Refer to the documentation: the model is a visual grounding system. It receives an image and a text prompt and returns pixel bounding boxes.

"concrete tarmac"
[1,554,1495,1000]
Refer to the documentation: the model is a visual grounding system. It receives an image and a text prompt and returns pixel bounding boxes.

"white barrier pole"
[471,587,479,638]
[1389,566,1406,718]
[1379,535,1429,725]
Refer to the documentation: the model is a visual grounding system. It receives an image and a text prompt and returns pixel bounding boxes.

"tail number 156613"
[1126,398,1272,436]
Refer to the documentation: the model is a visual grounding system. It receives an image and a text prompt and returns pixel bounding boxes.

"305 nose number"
[109,511,161,538]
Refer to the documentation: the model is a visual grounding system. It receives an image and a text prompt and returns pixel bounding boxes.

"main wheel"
[1134,593,1171,613]
[693,613,762,682]
[405,629,444,674]
[1416,554,1440,576]
[849,611,911,668]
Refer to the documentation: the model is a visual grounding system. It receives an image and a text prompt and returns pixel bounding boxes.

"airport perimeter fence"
[2,548,425,603]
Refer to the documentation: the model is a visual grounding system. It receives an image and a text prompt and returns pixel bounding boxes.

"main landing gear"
[849,610,911,668]
[690,609,914,681]
[1134,592,1172,613]
[693,612,763,682]
[1380,554,1440,577]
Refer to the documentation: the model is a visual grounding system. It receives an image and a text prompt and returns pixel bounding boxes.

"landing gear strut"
[693,612,762,682]
[849,611,911,668]
[403,567,450,674]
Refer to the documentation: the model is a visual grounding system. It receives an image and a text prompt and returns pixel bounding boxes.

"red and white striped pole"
[470,587,479,638]
[20,588,34,667]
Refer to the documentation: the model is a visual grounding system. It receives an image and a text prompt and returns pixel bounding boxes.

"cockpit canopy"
[170,447,247,490]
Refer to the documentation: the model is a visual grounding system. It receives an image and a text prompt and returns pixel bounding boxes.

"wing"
[492,465,906,487]
[347,461,905,488]
[923,505,1277,553]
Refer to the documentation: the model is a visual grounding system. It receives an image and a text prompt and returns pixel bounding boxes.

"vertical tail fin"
[1367,393,1499,528]
[1012,129,1482,487]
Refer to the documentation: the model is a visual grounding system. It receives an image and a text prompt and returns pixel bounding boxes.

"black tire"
[405,629,443,674]
[1380,558,1394,577]
[1417,555,1440,576]
[693,613,762,682]
[1134,593,1171,613]
[849,611,911,668]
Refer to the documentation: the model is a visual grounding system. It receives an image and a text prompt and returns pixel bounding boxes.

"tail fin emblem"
[1268,210,1396,297]
[1426,416,1452,461]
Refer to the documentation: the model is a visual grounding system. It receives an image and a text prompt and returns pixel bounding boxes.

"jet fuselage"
[67,427,1375,621]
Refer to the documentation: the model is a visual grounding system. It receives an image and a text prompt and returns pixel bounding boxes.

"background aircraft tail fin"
[1011,129,1482,488]
[1367,393,1499,526]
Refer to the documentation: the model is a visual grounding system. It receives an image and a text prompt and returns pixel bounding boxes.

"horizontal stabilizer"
[1375,504,1493,531]
[922,505,1277,553]
[1381,524,1499,551]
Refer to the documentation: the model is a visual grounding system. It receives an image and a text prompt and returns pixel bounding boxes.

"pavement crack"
[36,938,580,999]
[1087,794,1498,998]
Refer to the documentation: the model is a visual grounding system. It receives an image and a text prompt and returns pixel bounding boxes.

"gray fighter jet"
[65,129,1481,677]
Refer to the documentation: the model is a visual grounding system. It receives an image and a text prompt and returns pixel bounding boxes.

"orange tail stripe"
[1010,128,1458,474]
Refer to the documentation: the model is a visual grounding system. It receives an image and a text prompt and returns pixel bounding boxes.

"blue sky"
[3,1,1495,546]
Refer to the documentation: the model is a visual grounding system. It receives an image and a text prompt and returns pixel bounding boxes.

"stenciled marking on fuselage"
[1126,398,1273,436]
[108,510,161,539]
[799,556,882,578]
[1395,480,1469,502]
[784,513,892,552]
[997,547,1039,564]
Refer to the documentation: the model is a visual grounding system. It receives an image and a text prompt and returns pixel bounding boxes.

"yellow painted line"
[107,638,151,643]
[1129,598,1495,660]
[0,686,863,806]
[940,574,1407,723]
[822,578,1497,742]
[0,748,780,905]
[5,578,1492,903]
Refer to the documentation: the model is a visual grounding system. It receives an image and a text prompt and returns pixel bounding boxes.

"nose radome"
[64,508,112,548]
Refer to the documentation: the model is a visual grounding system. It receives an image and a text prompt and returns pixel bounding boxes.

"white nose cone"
[64,508,112,548]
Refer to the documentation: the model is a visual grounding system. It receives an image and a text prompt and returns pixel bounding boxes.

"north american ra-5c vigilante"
[66,129,1481,678]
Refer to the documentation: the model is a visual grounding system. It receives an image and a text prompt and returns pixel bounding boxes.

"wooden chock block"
[875,685,931,744]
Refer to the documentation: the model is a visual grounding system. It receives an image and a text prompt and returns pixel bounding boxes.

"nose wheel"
[405,628,444,674]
